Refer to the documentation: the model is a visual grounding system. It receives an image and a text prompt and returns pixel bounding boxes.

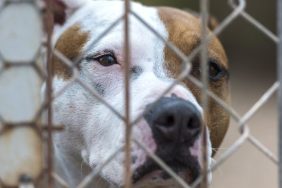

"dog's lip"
[132,160,200,185]
[132,163,160,184]
[134,170,164,182]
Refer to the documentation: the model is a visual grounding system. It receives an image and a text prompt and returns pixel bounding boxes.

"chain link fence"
[0,0,280,188]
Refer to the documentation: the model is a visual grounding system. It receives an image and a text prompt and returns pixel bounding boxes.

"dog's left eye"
[191,60,226,81]
[209,61,225,81]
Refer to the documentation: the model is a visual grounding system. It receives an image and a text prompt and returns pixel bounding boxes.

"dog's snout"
[144,97,201,145]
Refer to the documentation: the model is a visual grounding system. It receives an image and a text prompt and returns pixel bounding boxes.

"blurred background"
[138,0,278,188]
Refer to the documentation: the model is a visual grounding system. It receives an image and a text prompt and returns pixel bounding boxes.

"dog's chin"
[131,156,201,188]
[132,169,196,188]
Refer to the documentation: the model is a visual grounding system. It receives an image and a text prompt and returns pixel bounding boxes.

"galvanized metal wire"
[0,0,280,188]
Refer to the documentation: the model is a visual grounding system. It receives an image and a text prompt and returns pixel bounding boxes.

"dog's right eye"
[96,54,118,67]
[86,53,118,67]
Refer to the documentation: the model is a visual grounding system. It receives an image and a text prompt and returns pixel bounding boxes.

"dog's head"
[46,0,229,187]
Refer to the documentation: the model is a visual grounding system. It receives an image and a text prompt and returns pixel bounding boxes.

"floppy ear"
[183,8,219,31]
[43,0,90,25]
[207,16,219,31]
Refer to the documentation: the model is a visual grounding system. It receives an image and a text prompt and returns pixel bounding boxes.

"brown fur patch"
[53,24,89,79]
[158,7,230,152]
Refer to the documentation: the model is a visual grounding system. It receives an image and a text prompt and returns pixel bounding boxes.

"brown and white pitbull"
[43,0,230,187]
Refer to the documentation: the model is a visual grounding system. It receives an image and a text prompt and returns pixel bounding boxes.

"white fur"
[48,0,213,187]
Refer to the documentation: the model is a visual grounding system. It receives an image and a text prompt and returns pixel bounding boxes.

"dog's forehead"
[80,2,168,64]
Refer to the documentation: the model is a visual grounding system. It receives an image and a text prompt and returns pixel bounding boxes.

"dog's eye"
[95,54,118,67]
[191,60,226,81]
[209,61,225,81]
[86,53,118,67]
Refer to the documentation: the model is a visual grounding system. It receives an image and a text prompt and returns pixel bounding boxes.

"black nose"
[144,97,202,145]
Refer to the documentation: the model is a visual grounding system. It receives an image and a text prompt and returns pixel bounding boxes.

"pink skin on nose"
[167,85,192,99]
[189,137,201,159]
[139,122,156,151]
[133,120,157,168]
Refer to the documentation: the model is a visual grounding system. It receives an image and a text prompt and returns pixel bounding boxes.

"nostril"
[186,116,200,130]
[155,113,175,128]
[164,115,175,127]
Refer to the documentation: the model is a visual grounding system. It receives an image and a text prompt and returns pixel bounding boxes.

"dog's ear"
[43,0,90,25]
[183,9,219,31]
[207,16,219,31]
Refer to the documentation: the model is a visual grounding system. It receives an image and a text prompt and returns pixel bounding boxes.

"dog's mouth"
[132,154,200,187]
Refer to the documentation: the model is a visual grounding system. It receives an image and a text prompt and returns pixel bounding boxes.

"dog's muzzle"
[133,96,203,185]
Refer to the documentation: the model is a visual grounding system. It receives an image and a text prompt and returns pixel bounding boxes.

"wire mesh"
[0,0,280,188]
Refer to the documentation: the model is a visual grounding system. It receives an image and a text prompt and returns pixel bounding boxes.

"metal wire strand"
[239,81,279,128]
[124,0,133,187]
[200,0,210,187]
[229,0,279,43]
[52,172,69,188]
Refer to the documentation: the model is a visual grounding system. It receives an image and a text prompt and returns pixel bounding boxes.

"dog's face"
[48,0,229,187]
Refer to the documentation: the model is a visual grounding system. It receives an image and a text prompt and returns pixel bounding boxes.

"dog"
[44,0,230,187]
